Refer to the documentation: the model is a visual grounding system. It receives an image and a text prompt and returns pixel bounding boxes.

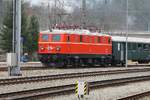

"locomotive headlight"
[56,46,61,51]
[40,47,44,50]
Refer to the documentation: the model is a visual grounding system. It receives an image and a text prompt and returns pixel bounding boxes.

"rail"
[0,68,150,86]
[118,91,150,100]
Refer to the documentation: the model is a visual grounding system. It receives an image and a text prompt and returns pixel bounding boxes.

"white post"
[125,0,128,68]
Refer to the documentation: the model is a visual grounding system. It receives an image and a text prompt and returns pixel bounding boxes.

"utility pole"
[48,2,52,31]
[125,0,128,68]
[81,0,86,29]
[9,0,21,76]
[54,0,57,25]
[12,0,15,52]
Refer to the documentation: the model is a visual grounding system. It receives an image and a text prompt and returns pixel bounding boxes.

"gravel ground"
[0,71,150,94]
[0,67,150,78]
[41,81,150,100]
[137,96,150,100]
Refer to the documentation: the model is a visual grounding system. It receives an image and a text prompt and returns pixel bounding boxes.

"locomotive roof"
[40,29,110,37]
[112,36,150,44]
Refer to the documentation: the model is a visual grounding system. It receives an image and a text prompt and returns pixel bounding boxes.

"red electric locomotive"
[38,29,112,67]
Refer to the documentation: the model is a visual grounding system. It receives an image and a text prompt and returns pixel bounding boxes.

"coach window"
[80,35,83,42]
[132,43,137,50]
[128,43,131,50]
[143,44,149,50]
[138,44,142,50]
[67,35,70,42]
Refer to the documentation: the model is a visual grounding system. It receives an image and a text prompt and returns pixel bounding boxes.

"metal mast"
[81,0,86,29]
[10,0,21,76]
[125,0,128,68]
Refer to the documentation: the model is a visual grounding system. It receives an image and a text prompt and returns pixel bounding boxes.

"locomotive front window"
[42,34,49,41]
[52,34,61,42]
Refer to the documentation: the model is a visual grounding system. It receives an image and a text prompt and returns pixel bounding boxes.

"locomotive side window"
[89,37,92,43]
[108,38,111,44]
[52,34,61,42]
[101,37,105,43]
[67,35,70,42]
[80,35,83,42]
[75,36,78,42]
[98,37,100,43]
[42,34,49,41]
[94,37,97,43]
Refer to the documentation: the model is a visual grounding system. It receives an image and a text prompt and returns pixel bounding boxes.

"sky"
[30,0,49,5]
[29,0,74,12]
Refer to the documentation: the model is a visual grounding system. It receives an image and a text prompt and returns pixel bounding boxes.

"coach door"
[120,43,124,61]
[118,43,124,61]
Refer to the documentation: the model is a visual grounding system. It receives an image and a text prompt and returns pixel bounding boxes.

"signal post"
[8,0,21,76]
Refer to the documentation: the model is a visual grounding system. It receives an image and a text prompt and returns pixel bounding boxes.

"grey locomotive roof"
[41,29,110,36]
[112,36,150,44]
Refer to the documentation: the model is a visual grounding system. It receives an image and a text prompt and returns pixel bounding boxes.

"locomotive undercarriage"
[39,54,112,67]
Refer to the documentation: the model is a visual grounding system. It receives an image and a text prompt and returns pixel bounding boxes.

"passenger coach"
[112,36,150,64]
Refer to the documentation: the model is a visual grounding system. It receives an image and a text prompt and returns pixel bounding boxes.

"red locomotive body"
[38,30,112,67]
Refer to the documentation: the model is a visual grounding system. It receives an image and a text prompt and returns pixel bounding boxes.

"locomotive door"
[66,35,71,52]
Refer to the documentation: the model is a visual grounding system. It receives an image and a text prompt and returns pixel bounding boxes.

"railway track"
[118,91,150,100]
[0,62,44,71]
[1,75,150,99]
[0,62,150,71]
[0,66,48,71]
[1,68,150,86]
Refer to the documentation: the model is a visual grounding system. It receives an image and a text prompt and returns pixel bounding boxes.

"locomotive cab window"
[52,34,61,42]
[42,34,49,41]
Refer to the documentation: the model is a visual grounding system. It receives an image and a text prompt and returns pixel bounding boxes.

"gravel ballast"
[41,81,150,100]
[0,67,150,78]
[0,71,150,94]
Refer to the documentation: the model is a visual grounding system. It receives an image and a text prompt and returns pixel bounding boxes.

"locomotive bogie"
[38,54,112,67]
